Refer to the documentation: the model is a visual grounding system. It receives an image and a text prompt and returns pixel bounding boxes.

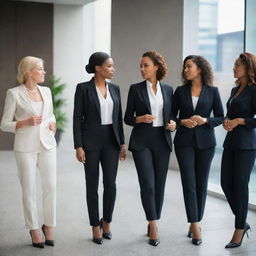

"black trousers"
[175,146,215,223]
[221,148,256,229]
[83,125,120,227]
[132,127,171,221]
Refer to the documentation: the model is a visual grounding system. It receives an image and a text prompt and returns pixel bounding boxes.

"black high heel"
[100,218,112,239]
[92,226,103,244]
[42,224,55,246]
[225,223,251,249]
[187,230,192,238]
[29,230,44,248]
[148,224,160,247]
[191,227,202,245]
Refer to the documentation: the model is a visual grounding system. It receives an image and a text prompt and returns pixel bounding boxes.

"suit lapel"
[141,81,151,113]
[37,86,47,117]
[194,85,206,113]
[108,84,118,121]
[89,78,101,117]
[160,83,167,122]
[18,85,37,115]
[185,84,194,112]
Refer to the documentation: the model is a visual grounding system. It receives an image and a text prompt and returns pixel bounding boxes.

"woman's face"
[140,56,158,80]
[233,58,247,80]
[183,59,201,81]
[27,61,46,84]
[96,58,115,79]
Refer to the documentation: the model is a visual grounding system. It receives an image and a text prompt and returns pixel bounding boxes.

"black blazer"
[73,78,124,150]
[223,85,256,150]
[124,80,173,151]
[173,84,224,149]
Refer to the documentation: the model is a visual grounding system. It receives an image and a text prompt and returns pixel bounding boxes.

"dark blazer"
[223,85,256,150]
[124,80,173,151]
[173,84,224,149]
[73,78,125,150]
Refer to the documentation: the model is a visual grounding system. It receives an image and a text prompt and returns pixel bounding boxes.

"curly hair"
[142,51,168,81]
[182,55,214,86]
[235,52,256,86]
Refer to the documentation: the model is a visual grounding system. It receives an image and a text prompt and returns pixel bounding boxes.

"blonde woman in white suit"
[0,56,57,248]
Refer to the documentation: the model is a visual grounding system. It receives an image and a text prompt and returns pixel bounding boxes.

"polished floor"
[0,141,255,256]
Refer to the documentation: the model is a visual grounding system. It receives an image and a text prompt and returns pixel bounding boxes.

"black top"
[172,84,224,149]
[223,85,256,150]
[124,80,174,151]
[73,78,125,150]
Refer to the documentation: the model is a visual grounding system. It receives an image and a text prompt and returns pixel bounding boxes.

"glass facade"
[198,0,255,205]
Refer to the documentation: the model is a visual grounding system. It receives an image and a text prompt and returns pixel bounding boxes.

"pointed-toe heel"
[41,225,55,246]
[187,230,192,238]
[225,223,251,249]
[149,239,160,246]
[93,237,103,244]
[29,231,44,249]
[192,238,202,245]
[100,218,112,240]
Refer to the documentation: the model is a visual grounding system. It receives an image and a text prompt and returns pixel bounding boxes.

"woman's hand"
[76,147,86,163]
[223,118,244,131]
[136,114,156,124]
[16,116,42,129]
[180,118,197,128]
[49,122,57,132]
[119,144,127,161]
[191,115,207,126]
[166,120,176,131]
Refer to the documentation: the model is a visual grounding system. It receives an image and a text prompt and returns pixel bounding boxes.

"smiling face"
[140,56,158,80]
[233,58,247,80]
[27,61,46,84]
[95,57,115,79]
[183,59,201,81]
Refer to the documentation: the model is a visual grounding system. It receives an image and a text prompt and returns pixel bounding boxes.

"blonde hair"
[17,56,44,84]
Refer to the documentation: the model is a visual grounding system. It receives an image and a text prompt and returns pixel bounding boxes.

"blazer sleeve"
[206,87,224,128]
[117,86,125,145]
[0,89,17,133]
[73,84,84,149]
[245,87,256,129]
[124,85,137,126]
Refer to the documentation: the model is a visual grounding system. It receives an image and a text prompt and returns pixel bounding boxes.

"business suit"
[173,84,224,222]
[221,85,256,229]
[124,80,173,220]
[0,85,57,229]
[73,78,124,226]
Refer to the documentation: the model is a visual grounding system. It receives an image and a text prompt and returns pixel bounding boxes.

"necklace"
[25,85,38,94]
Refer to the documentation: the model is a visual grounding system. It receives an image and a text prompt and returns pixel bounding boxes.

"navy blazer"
[124,80,173,151]
[223,85,256,150]
[73,78,125,150]
[173,84,224,149]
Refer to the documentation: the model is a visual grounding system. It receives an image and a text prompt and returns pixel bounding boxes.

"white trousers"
[15,144,57,230]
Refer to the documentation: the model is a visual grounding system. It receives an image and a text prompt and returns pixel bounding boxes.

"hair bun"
[85,64,94,74]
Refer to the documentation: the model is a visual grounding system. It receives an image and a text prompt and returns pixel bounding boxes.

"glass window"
[198,0,255,205]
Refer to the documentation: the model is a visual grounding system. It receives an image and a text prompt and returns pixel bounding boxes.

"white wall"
[53,0,111,146]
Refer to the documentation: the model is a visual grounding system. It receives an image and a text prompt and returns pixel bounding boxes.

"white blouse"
[95,84,113,125]
[146,80,164,127]
[31,101,44,115]
[192,96,199,110]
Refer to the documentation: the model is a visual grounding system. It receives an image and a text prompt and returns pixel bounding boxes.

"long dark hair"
[235,52,256,86]
[182,55,214,86]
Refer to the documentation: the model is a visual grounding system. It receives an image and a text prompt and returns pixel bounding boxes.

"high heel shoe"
[29,230,44,248]
[148,224,160,246]
[92,226,103,244]
[187,230,192,238]
[41,224,55,246]
[225,223,251,249]
[191,227,202,245]
[100,218,112,240]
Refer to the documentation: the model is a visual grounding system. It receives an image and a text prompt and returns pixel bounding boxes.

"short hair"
[236,52,256,86]
[142,51,168,81]
[85,52,110,74]
[182,55,214,86]
[17,56,44,84]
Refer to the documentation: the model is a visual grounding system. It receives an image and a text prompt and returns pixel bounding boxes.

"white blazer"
[0,85,57,152]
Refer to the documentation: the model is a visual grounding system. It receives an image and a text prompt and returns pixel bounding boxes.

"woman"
[173,55,224,245]
[124,50,176,246]
[0,56,57,248]
[221,52,256,249]
[73,52,126,244]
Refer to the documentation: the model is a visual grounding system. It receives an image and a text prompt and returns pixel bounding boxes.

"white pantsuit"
[1,85,57,229]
